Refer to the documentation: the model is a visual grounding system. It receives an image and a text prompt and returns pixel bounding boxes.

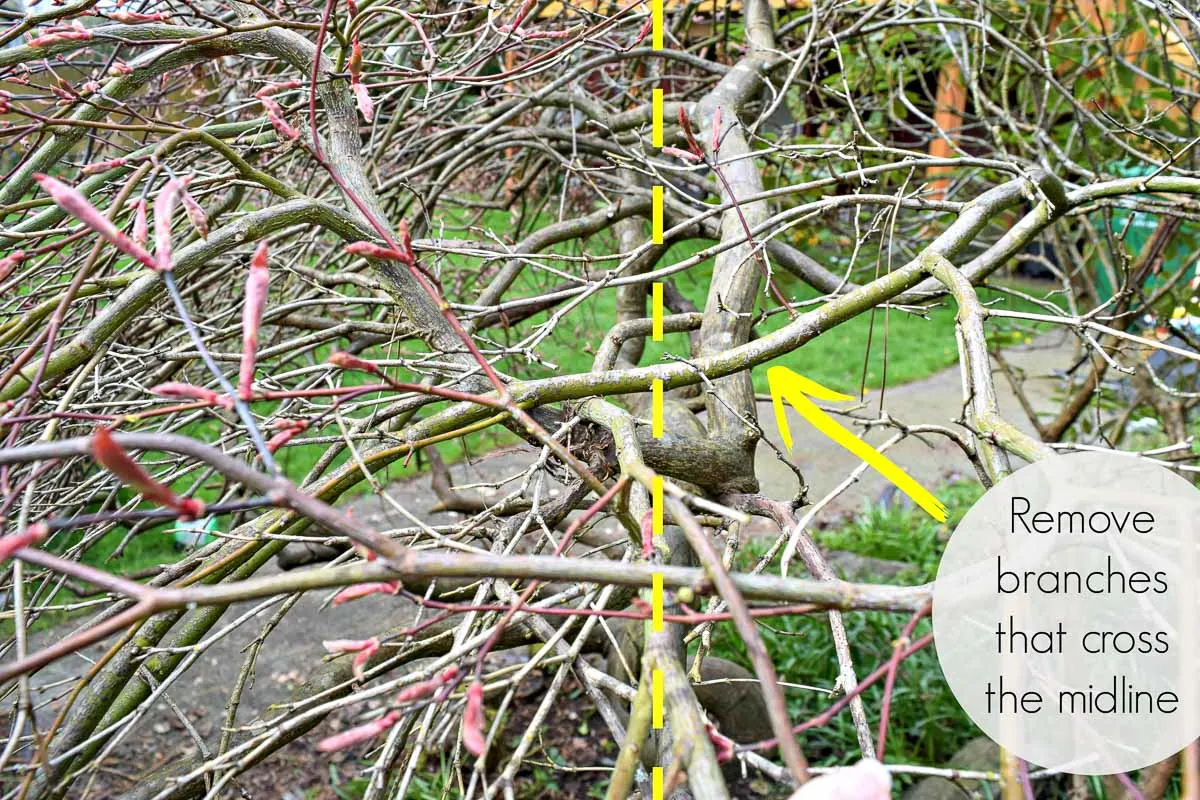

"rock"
[691,657,776,745]
[903,738,999,800]
[824,550,914,582]
[601,618,776,771]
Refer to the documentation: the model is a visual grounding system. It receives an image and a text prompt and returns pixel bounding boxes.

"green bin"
[1089,161,1199,309]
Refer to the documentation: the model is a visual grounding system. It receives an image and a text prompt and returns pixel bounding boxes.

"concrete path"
[752,330,1078,522]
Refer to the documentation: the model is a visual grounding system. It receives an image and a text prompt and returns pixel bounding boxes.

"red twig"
[745,632,934,751]
[471,475,630,673]
[875,600,931,759]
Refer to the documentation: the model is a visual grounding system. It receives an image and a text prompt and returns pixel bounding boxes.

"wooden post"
[927,61,966,200]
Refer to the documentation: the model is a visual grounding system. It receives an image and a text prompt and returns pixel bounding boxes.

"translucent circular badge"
[932,451,1200,775]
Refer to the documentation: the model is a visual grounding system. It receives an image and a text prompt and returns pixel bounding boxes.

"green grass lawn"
[503,234,1056,396]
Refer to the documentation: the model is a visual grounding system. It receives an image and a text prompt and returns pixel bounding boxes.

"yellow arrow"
[767,365,947,522]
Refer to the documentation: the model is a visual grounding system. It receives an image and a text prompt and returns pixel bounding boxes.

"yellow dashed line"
[649,0,669,773]
[651,475,663,539]
[652,668,664,728]
[652,282,663,341]
[651,185,663,244]
[651,379,664,439]
[651,571,664,632]
[652,88,664,147]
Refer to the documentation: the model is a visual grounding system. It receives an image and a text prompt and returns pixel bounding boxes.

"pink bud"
[81,157,127,175]
[267,419,307,453]
[353,542,377,562]
[328,351,380,374]
[255,80,302,99]
[27,28,92,47]
[640,508,654,559]
[267,109,301,141]
[351,82,374,123]
[132,198,148,247]
[0,250,25,282]
[107,10,168,22]
[266,430,294,453]
[462,680,486,757]
[109,61,134,75]
[236,242,269,400]
[677,106,701,156]
[711,107,722,153]
[396,678,439,704]
[153,177,189,271]
[397,219,413,260]
[508,0,538,29]
[34,174,156,269]
[251,239,268,271]
[662,146,701,162]
[92,427,205,518]
[316,710,400,752]
[0,523,48,562]
[323,637,380,682]
[344,240,407,261]
[349,37,363,81]
[180,189,207,238]
[151,382,233,409]
[332,581,401,605]
[704,722,735,762]
[632,15,652,46]
[396,664,461,704]
[260,96,300,141]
